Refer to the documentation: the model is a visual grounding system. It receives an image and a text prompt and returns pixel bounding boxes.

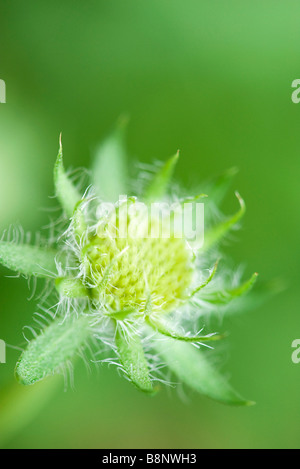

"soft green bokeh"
[0,0,299,449]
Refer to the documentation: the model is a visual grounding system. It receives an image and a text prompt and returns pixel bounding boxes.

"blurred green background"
[0,0,299,449]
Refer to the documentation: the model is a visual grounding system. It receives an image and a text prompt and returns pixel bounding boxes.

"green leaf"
[155,336,254,406]
[144,151,179,201]
[201,272,258,305]
[203,192,246,251]
[147,317,224,343]
[205,167,239,208]
[239,277,286,312]
[15,314,92,386]
[92,118,128,201]
[0,241,58,278]
[54,135,81,217]
[115,328,154,394]
[189,259,219,297]
[55,277,88,298]
[72,200,87,239]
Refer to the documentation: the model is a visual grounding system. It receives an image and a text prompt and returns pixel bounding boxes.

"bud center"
[82,213,193,313]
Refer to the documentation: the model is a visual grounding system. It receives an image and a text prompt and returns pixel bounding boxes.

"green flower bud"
[0,127,261,407]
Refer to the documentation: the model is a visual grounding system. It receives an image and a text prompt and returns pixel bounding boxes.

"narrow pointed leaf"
[92,119,128,201]
[201,273,258,305]
[15,314,91,386]
[205,167,239,208]
[245,277,285,307]
[72,200,87,239]
[189,260,219,298]
[147,317,224,343]
[144,152,179,201]
[54,135,81,217]
[115,328,154,394]
[224,277,285,316]
[155,336,254,406]
[0,241,58,277]
[203,192,246,251]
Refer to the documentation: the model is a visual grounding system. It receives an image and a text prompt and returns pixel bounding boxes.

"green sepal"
[155,335,254,406]
[201,272,258,305]
[115,327,155,394]
[54,135,81,217]
[147,317,224,343]
[144,151,179,202]
[92,118,128,201]
[205,167,239,208]
[55,277,89,298]
[203,192,246,251]
[238,277,286,313]
[72,200,87,239]
[15,314,92,386]
[189,259,219,298]
[0,241,58,278]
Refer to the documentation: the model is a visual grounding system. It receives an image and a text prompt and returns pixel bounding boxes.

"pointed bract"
[205,167,239,208]
[203,192,246,251]
[155,336,254,406]
[147,317,224,343]
[0,241,58,278]
[189,259,219,298]
[92,119,128,201]
[115,328,154,394]
[15,314,91,386]
[201,272,258,305]
[72,200,87,239]
[54,135,81,217]
[144,151,179,202]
